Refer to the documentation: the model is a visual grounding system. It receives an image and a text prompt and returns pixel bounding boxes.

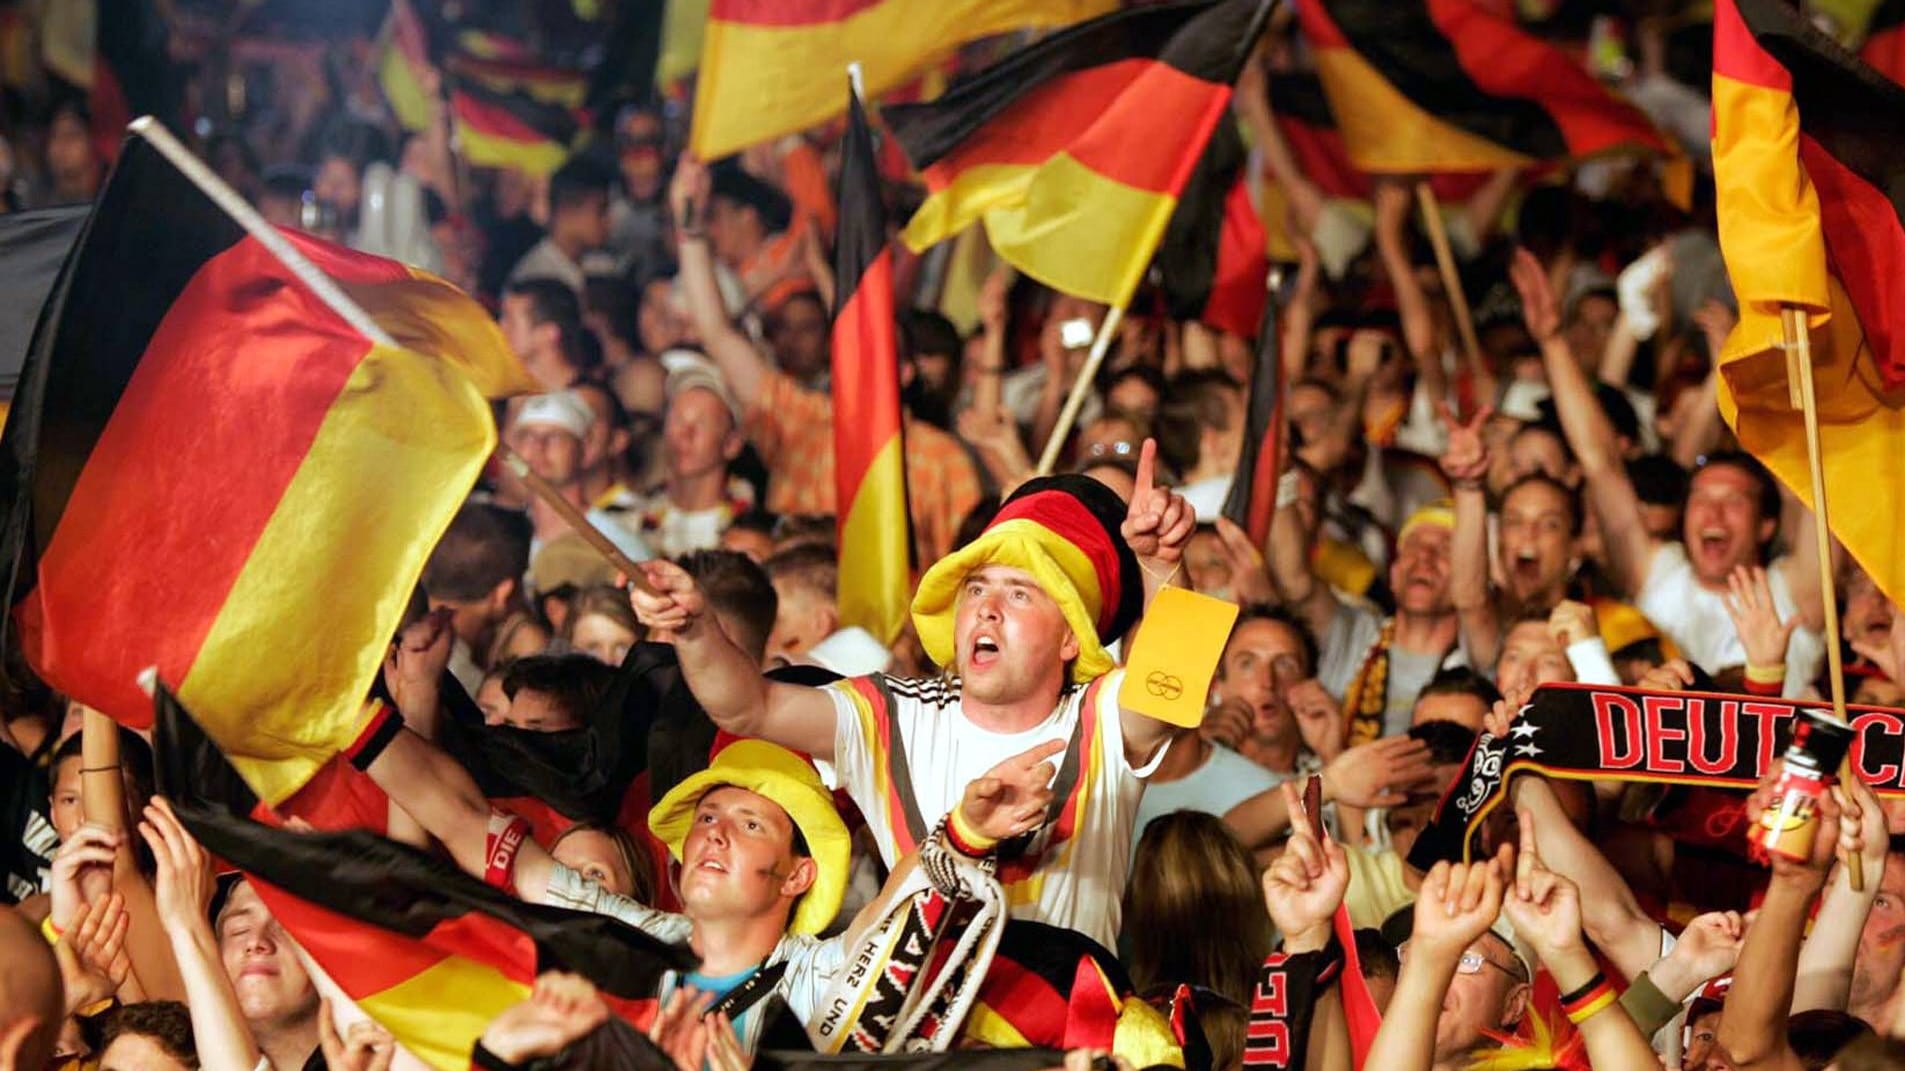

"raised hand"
[1547,600,1599,650]
[484,972,613,1066]
[318,999,396,1071]
[629,559,708,634]
[1121,439,1195,572]
[1653,911,1745,998]
[1409,848,1512,961]
[54,893,131,1014]
[1745,761,1844,886]
[1200,697,1253,751]
[1852,601,1905,683]
[1261,780,1349,952]
[977,268,1010,336]
[1833,767,1888,892]
[1436,402,1494,486]
[1344,330,1389,385]
[1501,809,1586,963]
[669,155,711,234]
[49,824,121,931]
[384,606,453,725]
[1287,679,1346,763]
[646,986,716,1071]
[1483,698,1517,740]
[1635,658,1695,694]
[704,1011,752,1071]
[1723,565,1798,671]
[960,738,1065,845]
[1509,248,1561,343]
[137,797,216,934]
[1322,735,1436,809]
[1212,516,1277,606]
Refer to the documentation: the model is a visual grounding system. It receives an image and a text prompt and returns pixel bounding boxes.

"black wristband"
[346,702,403,771]
[471,1040,525,1071]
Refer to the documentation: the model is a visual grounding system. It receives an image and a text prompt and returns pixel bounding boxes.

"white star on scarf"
[1514,742,1543,757]
[1511,721,1541,739]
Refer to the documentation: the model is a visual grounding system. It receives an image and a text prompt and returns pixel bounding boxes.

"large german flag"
[1156,120,1270,340]
[154,685,692,1071]
[888,0,1271,307]
[831,84,910,647]
[378,0,440,133]
[0,120,538,807]
[1264,71,1492,202]
[690,0,1115,160]
[1712,0,1905,607]
[1297,0,1678,178]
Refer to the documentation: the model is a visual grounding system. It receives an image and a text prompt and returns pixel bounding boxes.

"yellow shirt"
[1342,844,1416,930]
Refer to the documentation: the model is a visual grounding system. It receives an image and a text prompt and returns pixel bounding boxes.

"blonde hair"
[560,585,641,643]
[550,822,655,905]
[1123,811,1274,1006]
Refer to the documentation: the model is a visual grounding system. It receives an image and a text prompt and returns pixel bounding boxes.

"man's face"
[767,298,830,381]
[1497,481,1573,605]
[1390,526,1454,616]
[720,526,776,564]
[1496,620,1576,706]
[1288,384,1334,467]
[574,385,620,475]
[1683,464,1771,585]
[1213,618,1309,746]
[218,881,318,1030]
[510,423,584,487]
[476,674,510,724]
[1423,933,1527,1061]
[1845,568,1892,654]
[99,1033,192,1071]
[492,688,582,732]
[1684,1009,1736,1071]
[1074,417,1140,468]
[704,196,758,264]
[1564,294,1618,370]
[499,294,542,361]
[1183,529,1233,600]
[50,755,83,842]
[617,113,665,199]
[639,279,689,355]
[47,113,95,194]
[1411,692,1488,732]
[952,565,1078,706]
[1851,854,1905,1015]
[1500,428,1571,497]
[662,388,738,483]
[677,786,811,924]
[559,191,611,251]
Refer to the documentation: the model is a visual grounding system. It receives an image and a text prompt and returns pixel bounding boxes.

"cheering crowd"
[7,2,1905,1071]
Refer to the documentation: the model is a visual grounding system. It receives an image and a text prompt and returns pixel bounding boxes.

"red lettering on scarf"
[1644,695,1689,774]
[1688,700,1742,775]
[1743,702,1797,773]
[1853,711,1905,788]
[1594,693,1643,769]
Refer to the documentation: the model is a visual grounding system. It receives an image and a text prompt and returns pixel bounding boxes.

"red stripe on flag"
[18,237,373,726]
[1065,64,1233,195]
[1801,133,1905,387]
[708,0,887,27]
[832,249,902,501]
[922,61,1151,185]
[1865,24,1905,87]
[1713,0,1793,91]
[1203,176,1269,339]
[452,91,559,147]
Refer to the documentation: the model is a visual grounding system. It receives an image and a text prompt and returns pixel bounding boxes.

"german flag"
[90,0,182,163]
[1296,0,1678,178]
[888,0,1272,307]
[450,79,581,175]
[378,0,440,133]
[153,684,692,1071]
[830,83,910,647]
[0,120,538,807]
[689,0,1115,161]
[1157,120,1270,340]
[960,921,1183,1066]
[1219,294,1282,548]
[1264,71,1492,203]
[1712,0,1905,607]
[1864,0,1905,86]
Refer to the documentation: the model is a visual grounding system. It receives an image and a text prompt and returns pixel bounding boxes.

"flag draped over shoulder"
[0,120,539,807]
[153,685,693,1071]
[1711,0,1905,607]
[888,0,1271,307]
[830,85,910,647]
[1296,0,1678,179]
[688,0,1114,160]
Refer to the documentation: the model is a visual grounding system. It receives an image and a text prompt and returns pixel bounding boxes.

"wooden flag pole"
[1035,305,1127,475]
[498,446,655,594]
[80,707,124,833]
[1414,182,1485,372]
[1780,305,1862,891]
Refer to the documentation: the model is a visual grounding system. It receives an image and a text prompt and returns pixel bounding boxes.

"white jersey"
[1636,544,1824,696]
[824,669,1165,949]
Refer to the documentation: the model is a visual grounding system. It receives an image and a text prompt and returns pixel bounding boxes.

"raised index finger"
[1014,738,1068,770]
[1133,438,1157,504]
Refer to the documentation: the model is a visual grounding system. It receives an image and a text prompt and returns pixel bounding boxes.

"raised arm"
[1509,249,1654,596]
[1793,772,1887,1012]
[1116,439,1197,765]
[1372,179,1443,405]
[670,156,771,409]
[1440,403,1502,669]
[630,558,839,759]
[1267,466,1341,645]
[1511,774,1662,981]
[1225,736,1434,849]
[1364,852,1510,1071]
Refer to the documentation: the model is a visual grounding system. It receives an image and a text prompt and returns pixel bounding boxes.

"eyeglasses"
[1398,940,1526,981]
[1085,440,1137,460]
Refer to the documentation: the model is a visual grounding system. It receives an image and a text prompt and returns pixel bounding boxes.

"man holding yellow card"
[630,440,1196,948]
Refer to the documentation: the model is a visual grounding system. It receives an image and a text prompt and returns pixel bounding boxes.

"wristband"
[471,1039,526,1071]
[485,812,531,895]
[947,806,999,857]
[1745,663,1787,685]
[345,700,403,771]
[1560,972,1617,1024]
[40,914,61,945]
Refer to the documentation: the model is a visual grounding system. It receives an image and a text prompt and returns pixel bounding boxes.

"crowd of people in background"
[6,1,1905,1070]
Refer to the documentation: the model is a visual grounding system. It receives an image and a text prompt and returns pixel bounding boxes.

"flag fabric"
[0,206,86,399]
[1711,0,1905,607]
[1263,71,1492,203]
[153,685,692,1071]
[1864,0,1905,86]
[0,119,538,807]
[1157,119,1270,339]
[378,0,439,132]
[1295,0,1678,178]
[888,0,1272,307]
[1218,292,1283,550]
[90,0,183,163]
[449,79,582,174]
[830,84,911,647]
[688,0,1114,160]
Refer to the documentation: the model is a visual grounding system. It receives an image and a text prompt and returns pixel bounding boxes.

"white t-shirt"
[1636,544,1824,697]
[1318,600,1465,737]
[1179,473,1234,523]
[1129,743,1283,855]
[825,670,1165,948]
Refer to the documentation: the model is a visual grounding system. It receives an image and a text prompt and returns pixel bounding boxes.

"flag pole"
[1780,304,1862,891]
[498,448,655,593]
[1035,305,1126,475]
[1414,182,1484,372]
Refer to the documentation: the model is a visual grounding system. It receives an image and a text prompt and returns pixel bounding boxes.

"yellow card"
[1118,586,1240,727]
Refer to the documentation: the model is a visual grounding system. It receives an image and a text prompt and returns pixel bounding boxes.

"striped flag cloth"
[0,119,539,806]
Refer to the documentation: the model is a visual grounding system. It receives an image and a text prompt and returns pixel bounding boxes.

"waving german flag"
[155,685,691,1071]
[0,120,538,806]
[1156,120,1269,340]
[690,0,1112,159]
[1297,0,1676,177]
[830,84,910,647]
[1713,0,1905,605]
[889,0,1271,307]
